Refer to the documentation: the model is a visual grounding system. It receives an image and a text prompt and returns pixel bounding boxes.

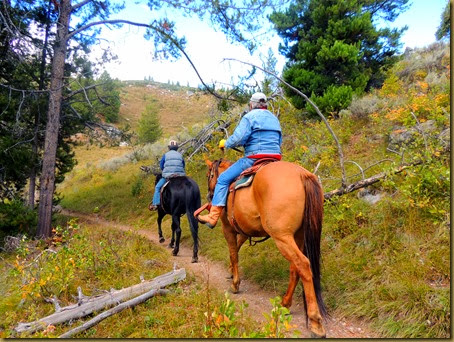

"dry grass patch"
[118,85,215,135]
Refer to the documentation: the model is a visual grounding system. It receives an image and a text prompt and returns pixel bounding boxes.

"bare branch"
[345,160,365,180]
[71,0,92,11]
[324,146,449,200]
[58,289,169,338]
[410,111,428,151]
[224,57,348,188]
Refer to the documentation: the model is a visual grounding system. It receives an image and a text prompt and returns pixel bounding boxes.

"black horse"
[152,173,201,263]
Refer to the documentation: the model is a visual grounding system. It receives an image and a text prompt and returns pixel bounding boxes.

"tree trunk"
[28,0,52,209]
[36,0,71,238]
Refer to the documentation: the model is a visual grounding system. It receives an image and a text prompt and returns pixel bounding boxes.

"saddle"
[228,157,279,192]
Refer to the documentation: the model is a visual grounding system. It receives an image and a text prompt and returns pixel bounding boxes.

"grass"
[57,65,449,337]
[0,219,260,338]
[118,85,215,135]
[4,43,451,338]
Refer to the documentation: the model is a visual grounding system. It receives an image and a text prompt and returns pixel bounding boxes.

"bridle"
[207,159,224,201]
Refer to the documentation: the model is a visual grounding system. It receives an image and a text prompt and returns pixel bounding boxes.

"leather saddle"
[228,157,279,192]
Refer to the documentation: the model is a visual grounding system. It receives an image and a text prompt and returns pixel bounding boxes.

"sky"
[95,0,448,87]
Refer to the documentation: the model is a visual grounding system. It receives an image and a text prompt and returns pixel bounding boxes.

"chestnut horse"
[204,159,327,337]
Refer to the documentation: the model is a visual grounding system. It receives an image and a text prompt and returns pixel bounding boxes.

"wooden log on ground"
[58,289,169,338]
[14,268,186,335]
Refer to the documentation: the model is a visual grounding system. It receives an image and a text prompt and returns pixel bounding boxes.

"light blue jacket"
[160,150,185,178]
[225,109,282,156]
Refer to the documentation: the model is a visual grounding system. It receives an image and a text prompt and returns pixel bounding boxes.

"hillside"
[117,83,216,135]
[1,43,450,338]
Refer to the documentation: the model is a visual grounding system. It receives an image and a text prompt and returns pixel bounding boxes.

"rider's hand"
[219,139,226,149]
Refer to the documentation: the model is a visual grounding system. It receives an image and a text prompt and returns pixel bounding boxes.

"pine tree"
[270,0,409,117]
[137,104,163,144]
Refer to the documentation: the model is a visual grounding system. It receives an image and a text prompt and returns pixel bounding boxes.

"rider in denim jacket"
[197,92,282,228]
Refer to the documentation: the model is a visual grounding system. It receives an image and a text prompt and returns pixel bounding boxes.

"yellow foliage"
[385,107,406,121]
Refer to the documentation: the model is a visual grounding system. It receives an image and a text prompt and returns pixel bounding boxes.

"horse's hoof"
[172,250,178,256]
[159,237,165,243]
[191,257,198,263]
[168,243,174,249]
[230,284,239,294]
[310,332,326,338]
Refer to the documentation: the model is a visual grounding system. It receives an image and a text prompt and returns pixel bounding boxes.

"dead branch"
[178,118,234,159]
[14,268,186,335]
[324,145,450,199]
[58,289,169,338]
[223,58,348,188]
[324,160,423,200]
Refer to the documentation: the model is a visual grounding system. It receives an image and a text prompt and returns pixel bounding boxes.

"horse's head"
[205,159,232,202]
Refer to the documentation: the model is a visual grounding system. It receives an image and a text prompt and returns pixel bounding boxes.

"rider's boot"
[197,206,224,228]
[148,202,158,211]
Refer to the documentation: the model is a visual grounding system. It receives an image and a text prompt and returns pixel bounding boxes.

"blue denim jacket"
[225,109,282,156]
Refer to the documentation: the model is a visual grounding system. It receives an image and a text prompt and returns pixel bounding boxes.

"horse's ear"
[205,159,212,167]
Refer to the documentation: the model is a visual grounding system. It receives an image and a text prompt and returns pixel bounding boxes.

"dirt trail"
[63,209,378,338]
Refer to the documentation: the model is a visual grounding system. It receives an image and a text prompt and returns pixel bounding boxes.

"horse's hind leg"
[157,209,165,243]
[221,220,242,293]
[171,215,181,256]
[186,210,199,263]
[282,230,304,309]
[282,263,299,309]
[227,234,248,279]
[273,235,326,338]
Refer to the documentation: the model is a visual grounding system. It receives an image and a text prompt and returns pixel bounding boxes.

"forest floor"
[62,209,379,338]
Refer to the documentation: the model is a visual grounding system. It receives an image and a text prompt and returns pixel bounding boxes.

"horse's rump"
[161,176,201,215]
[226,161,313,237]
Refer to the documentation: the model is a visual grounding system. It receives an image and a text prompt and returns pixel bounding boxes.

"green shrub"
[349,94,382,120]
[0,199,37,245]
[307,85,353,118]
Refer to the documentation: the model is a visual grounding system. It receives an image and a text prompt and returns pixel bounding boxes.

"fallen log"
[14,268,186,335]
[58,289,169,338]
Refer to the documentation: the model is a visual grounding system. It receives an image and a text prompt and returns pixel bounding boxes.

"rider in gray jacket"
[149,140,185,211]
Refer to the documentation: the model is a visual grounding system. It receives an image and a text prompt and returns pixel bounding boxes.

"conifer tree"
[270,0,409,117]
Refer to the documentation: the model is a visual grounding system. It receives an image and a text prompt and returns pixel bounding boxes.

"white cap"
[250,92,267,103]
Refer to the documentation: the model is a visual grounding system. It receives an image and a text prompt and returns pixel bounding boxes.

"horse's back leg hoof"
[172,249,178,256]
[191,256,198,263]
[159,237,165,243]
[168,242,174,249]
[310,332,326,338]
[229,284,240,294]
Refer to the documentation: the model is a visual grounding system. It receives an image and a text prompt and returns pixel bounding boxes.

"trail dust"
[62,209,378,338]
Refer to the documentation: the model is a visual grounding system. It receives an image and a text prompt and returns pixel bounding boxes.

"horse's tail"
[302,171,328,318]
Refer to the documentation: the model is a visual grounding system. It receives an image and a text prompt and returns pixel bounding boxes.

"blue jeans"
[212,157,255,206]
[152,177,167,205]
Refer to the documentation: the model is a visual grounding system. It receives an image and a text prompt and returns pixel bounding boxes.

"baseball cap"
[168,140,179,149]
[250,92,267,103]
